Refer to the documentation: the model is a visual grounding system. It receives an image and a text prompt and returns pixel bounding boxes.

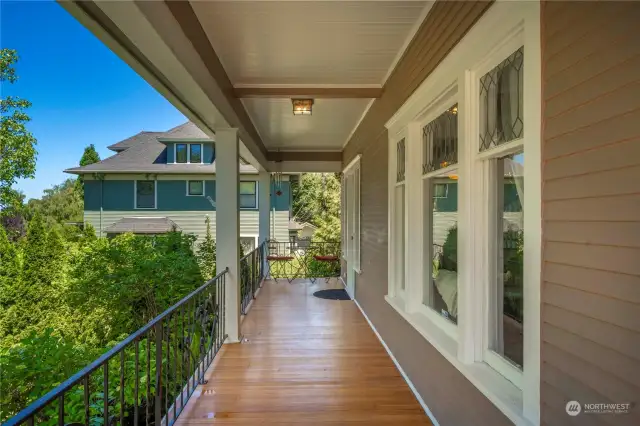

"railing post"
[258,171,271,274]
[154,322,163,424]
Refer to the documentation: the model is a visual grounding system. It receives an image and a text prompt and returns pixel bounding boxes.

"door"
[343,158,361,299]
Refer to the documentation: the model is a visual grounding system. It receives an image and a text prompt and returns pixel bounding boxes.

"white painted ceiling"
[242,98,373,150]
[191,1,431,150]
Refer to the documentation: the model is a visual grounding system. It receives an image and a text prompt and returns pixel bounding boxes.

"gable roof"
[65,122,258,175]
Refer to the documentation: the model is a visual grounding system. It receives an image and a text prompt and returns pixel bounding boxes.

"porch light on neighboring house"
[292,98,313,115]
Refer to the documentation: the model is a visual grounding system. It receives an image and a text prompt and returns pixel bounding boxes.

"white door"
[344,159,361,299]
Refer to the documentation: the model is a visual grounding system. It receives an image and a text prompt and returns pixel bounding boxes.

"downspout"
[100,178,104,238]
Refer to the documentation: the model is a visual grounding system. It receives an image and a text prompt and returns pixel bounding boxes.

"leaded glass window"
[479,47,524,151]
[396,138,406,182]
[423,104,458,174]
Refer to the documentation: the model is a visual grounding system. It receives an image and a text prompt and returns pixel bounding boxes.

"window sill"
[134,208,157,210]
[384,295,531,426]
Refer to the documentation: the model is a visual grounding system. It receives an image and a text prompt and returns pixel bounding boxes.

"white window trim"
[173,143,204,164]
[383,2,541,425]
[134,180,157,210]
[186,180,205,197]
[239,181,258,210]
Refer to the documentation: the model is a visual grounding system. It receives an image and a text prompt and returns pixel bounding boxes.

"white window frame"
[239,180,258,210]
[173,143,204,164]
[186,180,205,197]
[383,2,541,425]
[134,180,157,210]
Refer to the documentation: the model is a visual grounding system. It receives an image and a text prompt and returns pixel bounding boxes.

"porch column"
[258,172,271,245]
[216,128,241,343]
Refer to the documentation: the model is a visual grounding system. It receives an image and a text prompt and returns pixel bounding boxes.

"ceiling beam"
[234,86,383,99]
[267,151,342,162]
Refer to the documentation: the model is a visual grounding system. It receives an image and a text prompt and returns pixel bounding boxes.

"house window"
[392,136,406,297]
[488,152,525,369]
[239,181,257,209]
[176,144,188,163]
[174,143,204,164]
[424,173,458,324]
[187,180,204,196]
[189,144,202,163]
[479,47,524,152]
[423,105,458,173]
[135,180,156,209]
[433,183,448,198]
[383,4,540,423]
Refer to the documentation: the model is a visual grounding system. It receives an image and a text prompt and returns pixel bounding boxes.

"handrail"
[240,241,266,315]
[265,240,341,282]
[6,268,230,426]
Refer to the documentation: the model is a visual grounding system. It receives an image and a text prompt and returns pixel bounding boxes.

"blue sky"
[1,0,186,200]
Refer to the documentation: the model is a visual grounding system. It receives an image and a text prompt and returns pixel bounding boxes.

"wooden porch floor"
[175,279,432,425]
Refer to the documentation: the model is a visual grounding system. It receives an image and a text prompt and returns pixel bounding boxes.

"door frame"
[343,155,361,299]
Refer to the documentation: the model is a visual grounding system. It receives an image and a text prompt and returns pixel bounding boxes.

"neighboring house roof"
[65,122,258,175]
[104,217,181,234]
[158,122,210,140]
[288,220,318,231]
[106,131,164,152]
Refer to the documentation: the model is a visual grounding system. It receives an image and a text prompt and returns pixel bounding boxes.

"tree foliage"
[196,216,217,280]
[27,178,83,231]
[75,144,100,191]
[0,49,37,209]
[291,173,341,230]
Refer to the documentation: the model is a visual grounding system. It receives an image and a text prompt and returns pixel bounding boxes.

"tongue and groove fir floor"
[175,279,432,425]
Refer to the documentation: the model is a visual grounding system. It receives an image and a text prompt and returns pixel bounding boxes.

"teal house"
[65,122,294,249]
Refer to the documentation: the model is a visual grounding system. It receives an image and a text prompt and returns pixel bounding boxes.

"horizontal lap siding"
[541,1,640,424]
[342,2,511,425]
[84,210,288,243]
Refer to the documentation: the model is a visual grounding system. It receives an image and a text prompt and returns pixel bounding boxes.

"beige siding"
[84,210,289,244]
[541,1,640,425]
[341,2,511,425]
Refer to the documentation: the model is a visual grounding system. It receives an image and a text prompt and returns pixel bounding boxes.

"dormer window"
[175,143,204,164]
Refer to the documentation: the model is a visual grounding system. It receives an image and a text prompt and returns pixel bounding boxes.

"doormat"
[313,289,351,301]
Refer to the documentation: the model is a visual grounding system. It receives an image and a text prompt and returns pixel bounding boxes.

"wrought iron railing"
[266,240,341,281]
[240,242,266,315]
[5,269,229,426]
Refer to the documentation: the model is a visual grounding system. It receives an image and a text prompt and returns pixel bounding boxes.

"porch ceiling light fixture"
[292,98,314,116]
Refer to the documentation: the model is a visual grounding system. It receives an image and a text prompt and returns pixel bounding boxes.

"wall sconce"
[292,99,313,115]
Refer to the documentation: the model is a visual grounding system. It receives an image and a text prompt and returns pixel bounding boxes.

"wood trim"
[164,0,268,159]
[233,86,383,99]
[266,151,342,162]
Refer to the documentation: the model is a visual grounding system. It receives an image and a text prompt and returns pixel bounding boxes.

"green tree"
[0,225,21,338]
[75,144,100,191]
[69,232,204,343]
[3,214,50,337]
[0,49,37,209]
[196,216,217,279]
[291,173,341,235]
[27,178,84,232]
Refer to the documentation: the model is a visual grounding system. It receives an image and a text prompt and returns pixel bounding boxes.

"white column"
[216,128,241,343]
[258,171,271,245]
